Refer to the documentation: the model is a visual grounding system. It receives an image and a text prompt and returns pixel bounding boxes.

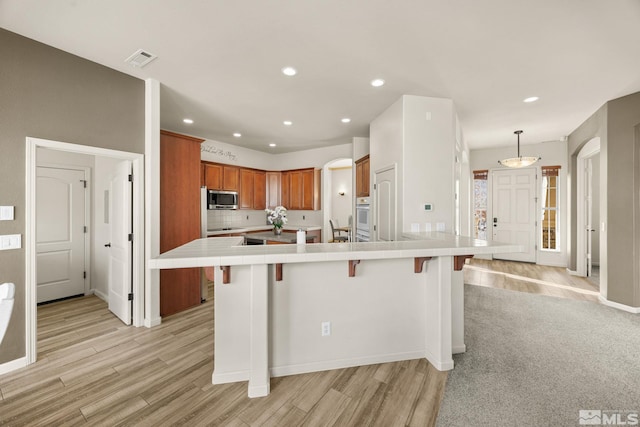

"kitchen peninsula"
[149,233,522,398]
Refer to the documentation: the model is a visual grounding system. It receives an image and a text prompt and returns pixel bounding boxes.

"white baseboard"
[598,295,640,314]
[213,351,429,386]
[0,356,27,375]
[452,345,466,354]
[213,370,249,384]
[566,268,581,276]
[93,289,108,302]
[144,316,162,328]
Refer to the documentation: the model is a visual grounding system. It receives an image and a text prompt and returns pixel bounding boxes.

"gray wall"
[0,28,145,364]
[568,91,640,307]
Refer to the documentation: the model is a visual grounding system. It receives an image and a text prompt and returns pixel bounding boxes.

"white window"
[541,166,560,251]
[473,170,488,240]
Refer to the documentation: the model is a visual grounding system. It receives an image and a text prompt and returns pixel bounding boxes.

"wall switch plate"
[424,223,432,232]
[436,222,445,232]
[411,223,420,232]
[0,234,21,250]
[0,206,14,221]
[321,321,331,336]
[423,203,433,211]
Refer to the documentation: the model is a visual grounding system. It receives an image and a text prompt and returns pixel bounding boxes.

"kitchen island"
[149,233,521,398]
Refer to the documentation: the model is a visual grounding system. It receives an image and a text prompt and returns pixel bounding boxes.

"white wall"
[370,97,404,237]
[353,137,370,161]
[370,95,460,239]
[470,140,569,267]
[330,167,352,227]
[402,96,456,234]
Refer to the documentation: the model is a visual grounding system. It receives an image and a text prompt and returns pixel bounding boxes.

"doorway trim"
[25,137,145,364]
[576,137,600,278]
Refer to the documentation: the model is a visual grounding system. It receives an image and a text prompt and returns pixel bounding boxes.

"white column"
[248,264,270,397]
[424,256,454,370]
[451,269,466,354]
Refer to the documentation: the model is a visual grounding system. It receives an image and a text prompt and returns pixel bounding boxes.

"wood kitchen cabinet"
[201,161,239,191]
[282,168,321,210]
[266,171,281,209]
[160,130,203,317]
[355,155,370,197]
[239,168,266,210]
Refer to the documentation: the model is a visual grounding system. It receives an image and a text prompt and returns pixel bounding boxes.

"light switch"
[0,234,21,250]
[0,206,14,221]
[411,223,420,232]
[436,222,445,232]
[424,223,432,232]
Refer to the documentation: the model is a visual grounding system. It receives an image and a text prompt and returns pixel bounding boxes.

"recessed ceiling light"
[283,120,293,126]
[371,79,385,87]
[269,143,277,147]
[341,118,351,123]
[183,118,194,124]
[233,132,241,138]
[281,66,297,76]
[523,96,539,103]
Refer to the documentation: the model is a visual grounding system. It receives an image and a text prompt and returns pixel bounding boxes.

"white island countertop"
[149,232,522,269]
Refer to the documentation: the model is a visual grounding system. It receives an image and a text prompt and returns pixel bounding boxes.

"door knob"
[104,243,111,247]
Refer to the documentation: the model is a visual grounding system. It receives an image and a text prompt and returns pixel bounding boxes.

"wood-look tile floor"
[0,259,600,426]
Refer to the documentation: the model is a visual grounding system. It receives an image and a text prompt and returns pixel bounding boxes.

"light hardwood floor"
[0,259,600,426]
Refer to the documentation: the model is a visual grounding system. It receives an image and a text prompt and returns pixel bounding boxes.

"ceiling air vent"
[124,49,157,68]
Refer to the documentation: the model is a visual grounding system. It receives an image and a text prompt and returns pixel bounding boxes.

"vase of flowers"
[265,206,288,235]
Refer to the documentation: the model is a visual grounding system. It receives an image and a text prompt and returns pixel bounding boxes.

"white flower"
[265,206,288,228]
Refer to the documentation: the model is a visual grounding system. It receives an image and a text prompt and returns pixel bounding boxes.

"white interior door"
[36,167,86,303]
[375,167,396,241]
[108,160,132,325]
[585,158,593,277]
[492,168,537,262]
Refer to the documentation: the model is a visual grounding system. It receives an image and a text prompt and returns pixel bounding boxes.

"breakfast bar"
[149,233,521,398]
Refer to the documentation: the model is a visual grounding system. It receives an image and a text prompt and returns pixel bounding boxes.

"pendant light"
[498,130,541,168]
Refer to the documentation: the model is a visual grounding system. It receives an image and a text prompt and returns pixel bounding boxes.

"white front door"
[36,167,86,303]
[375,166,396,241]
[492,168,537,262]
[107,161,133,325]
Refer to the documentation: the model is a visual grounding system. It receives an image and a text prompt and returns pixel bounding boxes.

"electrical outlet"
[321,321,331,336]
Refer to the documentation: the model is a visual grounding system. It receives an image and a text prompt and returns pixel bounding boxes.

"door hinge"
[80,179,87,188]
[128,174,133,182]
[128,233,134,242]
[84,226,88,233]
[373,184,377,190]
[128,293,133,301]
[83,271,86,279]
[373,225,377,231]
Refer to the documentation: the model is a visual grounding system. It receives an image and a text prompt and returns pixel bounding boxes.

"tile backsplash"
[207,209,323,229]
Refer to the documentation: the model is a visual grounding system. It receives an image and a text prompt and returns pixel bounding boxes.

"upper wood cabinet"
[201,161,239,191]
[266,171,281,209]
[239,168,266,210]
[200,161,320,211]
[355,155,370,197]
[283,168,321,210]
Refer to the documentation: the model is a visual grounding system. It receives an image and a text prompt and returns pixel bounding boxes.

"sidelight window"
[473,170,488,240]
[541,166,560,250]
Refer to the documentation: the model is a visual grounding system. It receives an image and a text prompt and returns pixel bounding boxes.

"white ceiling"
[2,0,639,153]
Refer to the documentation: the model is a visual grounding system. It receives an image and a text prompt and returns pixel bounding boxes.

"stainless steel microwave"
[207,190,238,210]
